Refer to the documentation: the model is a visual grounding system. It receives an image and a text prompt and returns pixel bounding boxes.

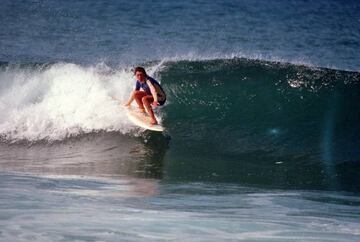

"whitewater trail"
[0,62,168,142]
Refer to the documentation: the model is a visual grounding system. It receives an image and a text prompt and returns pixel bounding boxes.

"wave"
[157,58,360,190]
[0,58,359,144]
[160,58,360,156]
[0,58,359,190]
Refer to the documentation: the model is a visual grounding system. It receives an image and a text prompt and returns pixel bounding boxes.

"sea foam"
[0,62,159,142]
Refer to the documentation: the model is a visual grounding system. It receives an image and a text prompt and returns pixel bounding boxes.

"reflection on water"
[0,132,169,180]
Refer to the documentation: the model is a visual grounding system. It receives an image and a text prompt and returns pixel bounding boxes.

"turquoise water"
[1,0,360,241]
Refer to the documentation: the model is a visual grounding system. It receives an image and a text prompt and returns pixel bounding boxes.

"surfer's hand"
[152,101,159,107]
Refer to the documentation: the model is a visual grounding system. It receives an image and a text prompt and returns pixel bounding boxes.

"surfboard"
[125,106,164,132]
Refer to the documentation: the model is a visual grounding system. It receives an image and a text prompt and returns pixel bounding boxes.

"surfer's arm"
[146,80,159,104]
[125,82,141,106]
[124,90,136,106]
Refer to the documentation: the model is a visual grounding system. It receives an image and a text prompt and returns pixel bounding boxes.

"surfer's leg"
[133,91,147,112]
[142,95,158,125]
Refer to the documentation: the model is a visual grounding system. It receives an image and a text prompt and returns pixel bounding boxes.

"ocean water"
[1,0,360,241]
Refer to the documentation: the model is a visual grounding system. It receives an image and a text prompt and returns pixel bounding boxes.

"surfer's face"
[135,71,146,82]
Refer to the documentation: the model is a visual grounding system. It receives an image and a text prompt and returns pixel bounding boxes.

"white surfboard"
[125,106,164,132]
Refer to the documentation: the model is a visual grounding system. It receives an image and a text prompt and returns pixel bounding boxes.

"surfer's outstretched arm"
[125,90,135,106]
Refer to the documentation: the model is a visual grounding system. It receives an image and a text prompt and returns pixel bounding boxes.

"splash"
[0,62,162,142]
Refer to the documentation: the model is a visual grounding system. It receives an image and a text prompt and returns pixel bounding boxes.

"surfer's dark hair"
[134,66,147,76]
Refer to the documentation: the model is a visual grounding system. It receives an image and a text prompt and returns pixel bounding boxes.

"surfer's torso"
[135,76,166,103]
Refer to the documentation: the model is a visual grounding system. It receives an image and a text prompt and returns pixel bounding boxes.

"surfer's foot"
[150,119,158,125]
[138,108,146,114]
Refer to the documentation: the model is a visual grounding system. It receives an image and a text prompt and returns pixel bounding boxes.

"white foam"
[0,62,163,142]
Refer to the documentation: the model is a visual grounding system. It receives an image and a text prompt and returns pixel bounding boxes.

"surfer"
[125,66,166,125]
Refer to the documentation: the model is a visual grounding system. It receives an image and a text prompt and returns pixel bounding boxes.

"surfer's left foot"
[150,120,158,125]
